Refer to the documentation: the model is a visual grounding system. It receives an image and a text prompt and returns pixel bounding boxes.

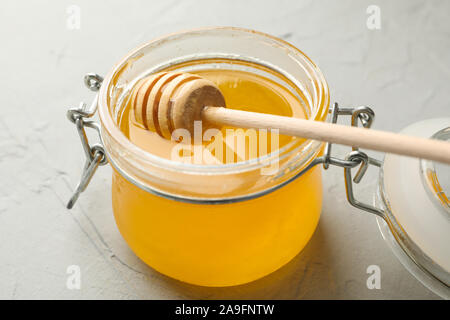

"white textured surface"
[0,0,448,299]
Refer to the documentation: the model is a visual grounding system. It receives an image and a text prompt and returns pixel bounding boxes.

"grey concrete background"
[0,0,448,299]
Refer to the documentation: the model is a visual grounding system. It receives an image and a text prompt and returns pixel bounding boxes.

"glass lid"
[378,118,450,297]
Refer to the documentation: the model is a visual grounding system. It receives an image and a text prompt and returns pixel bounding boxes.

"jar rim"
[98,26,330,175]
[420,127,450,217]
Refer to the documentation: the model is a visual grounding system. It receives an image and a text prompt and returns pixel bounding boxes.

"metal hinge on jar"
[320,102,384,217]
[66,74,108,209]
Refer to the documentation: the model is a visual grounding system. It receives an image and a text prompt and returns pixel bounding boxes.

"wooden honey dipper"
[131,71,450,165]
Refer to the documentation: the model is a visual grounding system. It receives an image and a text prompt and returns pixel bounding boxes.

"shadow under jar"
[98,27,330,287]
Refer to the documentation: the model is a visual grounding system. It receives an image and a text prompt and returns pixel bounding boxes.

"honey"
[112,68,323,286]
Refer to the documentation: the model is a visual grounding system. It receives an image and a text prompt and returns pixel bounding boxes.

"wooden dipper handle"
[131,72,450,165]
[202,107,450,165]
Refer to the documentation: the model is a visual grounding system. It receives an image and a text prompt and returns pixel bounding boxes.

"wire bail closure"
[66,74,383,217]
[66,74,107,209]
[322,103,384,218]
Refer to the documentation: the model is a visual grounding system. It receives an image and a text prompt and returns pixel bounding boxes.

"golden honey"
[111,68,323,286]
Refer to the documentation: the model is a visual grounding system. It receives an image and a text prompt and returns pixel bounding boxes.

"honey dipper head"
[131,72,226,139]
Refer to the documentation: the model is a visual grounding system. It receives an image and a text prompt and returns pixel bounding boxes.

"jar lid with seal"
[375,118,450,299]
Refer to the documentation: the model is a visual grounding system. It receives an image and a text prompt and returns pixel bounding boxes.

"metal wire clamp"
[320,102,383,217]
[66,74,107,209]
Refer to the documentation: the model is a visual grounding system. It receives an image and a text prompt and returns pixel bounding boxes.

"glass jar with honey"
[97,27,329,287]
[66,27,449,295]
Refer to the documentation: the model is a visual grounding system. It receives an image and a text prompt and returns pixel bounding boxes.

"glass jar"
[95,27,329,287]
